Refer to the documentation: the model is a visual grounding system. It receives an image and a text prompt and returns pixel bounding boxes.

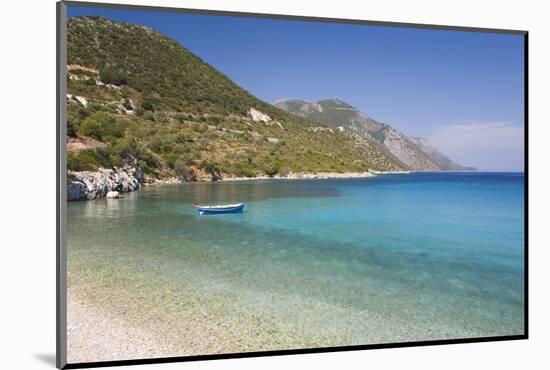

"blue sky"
[67,6,525,171]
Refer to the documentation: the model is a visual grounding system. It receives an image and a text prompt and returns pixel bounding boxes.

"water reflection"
[139,179,342,204]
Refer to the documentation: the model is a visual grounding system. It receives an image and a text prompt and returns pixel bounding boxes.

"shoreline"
[149,170,412,185]
[221,171,377,181]
[71,168,521,201]
[68,169,413,201]
[144,170,493,186]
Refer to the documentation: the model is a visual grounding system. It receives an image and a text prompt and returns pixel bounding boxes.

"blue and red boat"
[194,202,245,215]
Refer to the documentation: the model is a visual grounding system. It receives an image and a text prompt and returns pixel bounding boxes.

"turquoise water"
[67,172,525,354]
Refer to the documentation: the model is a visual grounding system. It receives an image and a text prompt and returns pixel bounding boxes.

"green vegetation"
[66,16,404,179]
[99,68,128,86]
[70,68,97,78]
[79,111,126,141]
[67,149,112,171]
[140,98,154,112]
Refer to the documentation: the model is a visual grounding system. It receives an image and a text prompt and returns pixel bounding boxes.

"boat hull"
[196,203,245,215]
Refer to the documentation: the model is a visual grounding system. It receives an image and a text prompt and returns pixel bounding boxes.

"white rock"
[106,191,120,199]
[66,94,88,107]
[300,102,324,113]
[247,108,272,123]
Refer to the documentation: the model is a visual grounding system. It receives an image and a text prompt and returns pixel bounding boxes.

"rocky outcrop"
[67,166,144,201]
[66,94,88,107]
[247,108,272,123]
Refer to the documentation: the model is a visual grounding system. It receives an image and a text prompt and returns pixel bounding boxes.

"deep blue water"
[68,172,525,348]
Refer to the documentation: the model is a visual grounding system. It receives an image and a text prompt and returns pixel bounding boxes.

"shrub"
[263,160,280,177]
[207,116,222,125]
[142,111,155,121]
[234,161,256,178]
[67,123,77,138]
[175,114,188,123]
[174,159,196,181]
[99,68,128,86]
[191,122,207,133]
[79,116,103,140]
[174,132,191,144]
[70,69,96,78]
[140,98,154,112]
[79,112,125,142]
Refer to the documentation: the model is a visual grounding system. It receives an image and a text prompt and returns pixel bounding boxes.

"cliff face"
[409,137,477,172]
[275,99,475,171]
[379,126,441,171]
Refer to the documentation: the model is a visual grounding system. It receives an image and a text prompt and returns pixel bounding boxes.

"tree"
[264,160,280,177]
[201,160,222,181]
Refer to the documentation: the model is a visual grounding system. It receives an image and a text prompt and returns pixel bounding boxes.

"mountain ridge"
[275,98,475,172]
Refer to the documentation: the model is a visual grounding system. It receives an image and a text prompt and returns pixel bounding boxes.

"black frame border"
[57,1,529,369]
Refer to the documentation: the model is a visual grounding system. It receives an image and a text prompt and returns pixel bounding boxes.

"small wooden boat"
[194,202,245,215]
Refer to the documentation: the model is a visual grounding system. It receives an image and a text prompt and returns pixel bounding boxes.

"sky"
[67,6,525,171]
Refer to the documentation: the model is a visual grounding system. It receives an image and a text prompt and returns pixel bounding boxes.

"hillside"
[275,99,475,171]
[66,16,405,183]
[409,137,477,172]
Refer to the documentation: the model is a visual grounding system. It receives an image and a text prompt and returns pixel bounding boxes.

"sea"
[67,172,525,354]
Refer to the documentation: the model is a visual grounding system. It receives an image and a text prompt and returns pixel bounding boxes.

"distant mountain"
[275,98,475,171]
[409,137,477,172]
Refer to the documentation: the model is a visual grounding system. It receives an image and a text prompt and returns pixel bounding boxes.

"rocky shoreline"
[67,168,411,201]
[67,166,144,201]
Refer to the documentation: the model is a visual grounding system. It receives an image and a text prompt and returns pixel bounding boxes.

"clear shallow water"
[68,173,525,353]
